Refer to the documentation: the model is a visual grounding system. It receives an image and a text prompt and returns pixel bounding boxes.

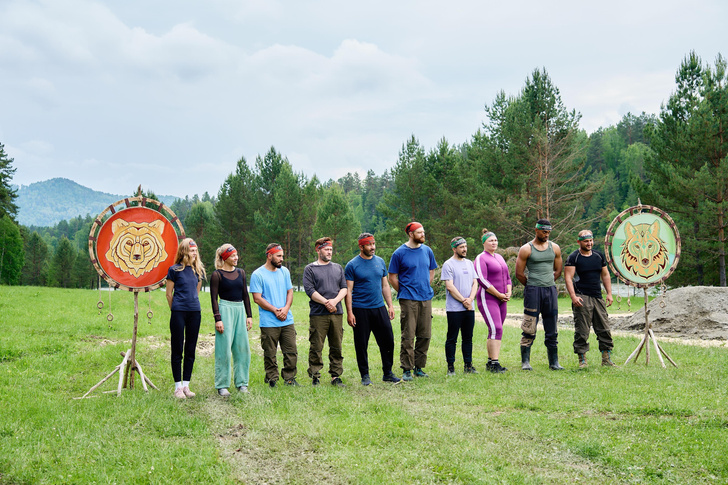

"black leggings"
[170,310,201,382]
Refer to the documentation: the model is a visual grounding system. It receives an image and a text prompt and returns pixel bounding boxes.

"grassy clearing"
[0,286,726,484]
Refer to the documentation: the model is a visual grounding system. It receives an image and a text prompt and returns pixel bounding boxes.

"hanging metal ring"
[107,313,114,322]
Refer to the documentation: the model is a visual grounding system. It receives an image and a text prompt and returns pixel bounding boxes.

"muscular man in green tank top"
[515,219,564,371]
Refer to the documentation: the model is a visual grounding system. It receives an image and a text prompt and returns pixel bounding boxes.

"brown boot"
[578,353,587,369]
[601,350,617,367]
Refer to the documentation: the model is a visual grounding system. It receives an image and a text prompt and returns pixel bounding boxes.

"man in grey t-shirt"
[303,237,348,387]
[440,236,478,376]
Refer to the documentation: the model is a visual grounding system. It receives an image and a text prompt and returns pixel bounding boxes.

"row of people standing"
[164,218,616,398]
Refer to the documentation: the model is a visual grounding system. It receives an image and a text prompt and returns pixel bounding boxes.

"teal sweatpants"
[215,299,251,389]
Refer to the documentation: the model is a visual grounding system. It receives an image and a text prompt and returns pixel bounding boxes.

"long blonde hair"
[174,238,206,280]
[214,243,235,270]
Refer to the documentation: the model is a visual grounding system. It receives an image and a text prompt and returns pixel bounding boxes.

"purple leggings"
[477,291,507,340]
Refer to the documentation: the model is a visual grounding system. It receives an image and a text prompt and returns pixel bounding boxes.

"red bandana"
[405,222,422,234]
[266,245,283,255]
[221,246,237,261]
[358,236,375,246]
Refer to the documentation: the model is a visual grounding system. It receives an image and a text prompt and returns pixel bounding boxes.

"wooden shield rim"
[604,204,681,288]
[88,196,185,292]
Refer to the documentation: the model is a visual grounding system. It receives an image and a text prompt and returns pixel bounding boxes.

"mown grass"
[0,286,726,484]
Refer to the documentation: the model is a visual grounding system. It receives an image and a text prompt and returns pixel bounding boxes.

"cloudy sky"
[1,0,726,198]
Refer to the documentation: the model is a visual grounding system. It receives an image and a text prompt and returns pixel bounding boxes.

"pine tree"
[215,157,258,272]
[50,237,76,288]
[186,201,222,277]
[469,68,601,245]
[313,184,361,265]
[0,142,18,221]
[22,231,49,286]
[0,215,24,284]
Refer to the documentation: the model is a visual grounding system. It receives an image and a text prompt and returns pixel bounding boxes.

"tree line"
[1,51,726,289]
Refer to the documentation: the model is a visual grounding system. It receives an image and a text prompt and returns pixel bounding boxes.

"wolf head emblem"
[105,219,168,278]
[620,220,668,279]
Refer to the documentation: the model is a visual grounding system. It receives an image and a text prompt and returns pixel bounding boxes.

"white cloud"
[564,71,675,132]
[123,23,235,81]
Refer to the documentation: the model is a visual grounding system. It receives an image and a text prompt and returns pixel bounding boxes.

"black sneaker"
[489,361,507,373]
[464,364,479,374]
[414,367,429,377]
[312,377,320,386]
[447,364,455,376]
[284,378,300,386]
[361,374,372,386]
[331,377,346,387]
[382,372,401,383]
[268,380,277,388]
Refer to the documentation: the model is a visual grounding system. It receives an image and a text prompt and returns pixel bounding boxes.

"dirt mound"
[611,286,728,341]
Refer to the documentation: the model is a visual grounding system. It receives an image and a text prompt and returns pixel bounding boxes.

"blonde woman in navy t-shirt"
[166,238,206,399]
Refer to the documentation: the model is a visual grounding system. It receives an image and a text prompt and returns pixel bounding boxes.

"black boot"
[548,347,564,370]
[521,346,533,371]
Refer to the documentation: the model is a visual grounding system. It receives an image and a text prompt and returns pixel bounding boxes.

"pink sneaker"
[174,388,186,399]
[182,386,195,398]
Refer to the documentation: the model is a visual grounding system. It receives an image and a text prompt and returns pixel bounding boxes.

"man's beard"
[272,260,283,268]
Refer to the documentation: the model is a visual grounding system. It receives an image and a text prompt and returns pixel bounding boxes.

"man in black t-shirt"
[564,230,616,368]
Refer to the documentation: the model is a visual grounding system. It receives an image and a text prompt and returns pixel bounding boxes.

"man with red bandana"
[345,233,401,385]
[388,222,438,381]
[250,243,299,387]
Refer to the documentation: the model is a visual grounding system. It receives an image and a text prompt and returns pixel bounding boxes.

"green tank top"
[525,241,555,287]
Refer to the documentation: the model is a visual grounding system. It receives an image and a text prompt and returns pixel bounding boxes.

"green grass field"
[0,286,726,484]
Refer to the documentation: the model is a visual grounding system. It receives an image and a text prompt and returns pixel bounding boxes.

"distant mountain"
[15,178,179,227]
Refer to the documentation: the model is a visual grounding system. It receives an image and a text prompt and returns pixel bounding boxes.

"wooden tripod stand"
[77,292,159,399]
[624,287,677,368]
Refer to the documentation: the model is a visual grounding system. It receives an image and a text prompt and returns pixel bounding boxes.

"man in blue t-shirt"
[250,243,298,387]
[388,222,438,381]
[345,233,401,386]
[564,230,616,368]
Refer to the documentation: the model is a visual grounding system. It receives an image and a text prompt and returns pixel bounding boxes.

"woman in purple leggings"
[474,228,512,373]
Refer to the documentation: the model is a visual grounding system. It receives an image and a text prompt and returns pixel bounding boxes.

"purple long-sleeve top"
[474,251,512,294]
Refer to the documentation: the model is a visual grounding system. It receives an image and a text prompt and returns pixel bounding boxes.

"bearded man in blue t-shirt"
[388,222,438,381]
[345,233,401,386]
